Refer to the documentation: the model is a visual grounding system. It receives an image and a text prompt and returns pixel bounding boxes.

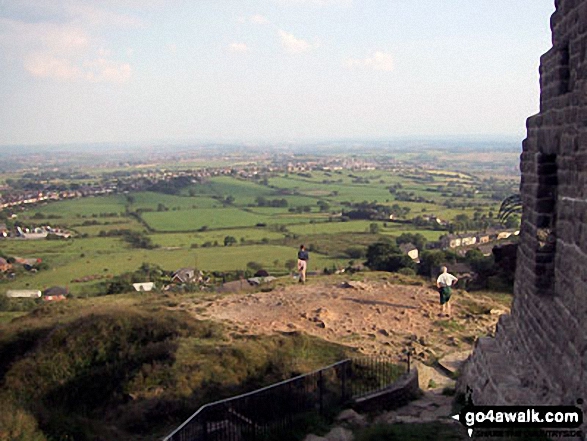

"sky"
[0,0,556,147]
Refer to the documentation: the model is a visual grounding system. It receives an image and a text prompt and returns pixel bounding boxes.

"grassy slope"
[0,292,351,441]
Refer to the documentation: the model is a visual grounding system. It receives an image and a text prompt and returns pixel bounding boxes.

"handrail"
[163,359,352,440]
[163,355,405,441]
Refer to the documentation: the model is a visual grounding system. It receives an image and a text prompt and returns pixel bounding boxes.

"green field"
[142,207,270,231]
[1,163,515,296]
[1,238,344,295]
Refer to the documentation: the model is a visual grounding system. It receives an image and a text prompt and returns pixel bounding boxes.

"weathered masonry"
[458,0,587,430]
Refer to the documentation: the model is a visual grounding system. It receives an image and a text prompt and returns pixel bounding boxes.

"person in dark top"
[297,245,309,283]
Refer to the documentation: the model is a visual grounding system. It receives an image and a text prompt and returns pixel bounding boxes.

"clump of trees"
[147,176,192,194]
[395,232,427,251]
[100,263,167,295]
[365,238,416,273]
[255,197,288,207]
[98,229,156,249]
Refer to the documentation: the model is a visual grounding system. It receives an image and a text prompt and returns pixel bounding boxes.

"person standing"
[436,266,458,317]
[297,245,309,283]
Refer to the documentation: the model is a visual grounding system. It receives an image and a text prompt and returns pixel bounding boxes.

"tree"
[224,236,237,246]
[396,232,427,251]
[247,261,263,271]
[369,223,380,234]
[284,259,297,272]
[345,247,366,259]
[365,239,401,271]
[122,231,155,249]
[498,194,522,225]
[317,200,330,212]
[418,250,449,277]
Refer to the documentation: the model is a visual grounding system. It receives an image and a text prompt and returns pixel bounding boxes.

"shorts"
[297,259,307,272]
[439,286,452,305]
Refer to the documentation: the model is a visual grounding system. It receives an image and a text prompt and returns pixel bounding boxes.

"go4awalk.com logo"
[451,402,584,438]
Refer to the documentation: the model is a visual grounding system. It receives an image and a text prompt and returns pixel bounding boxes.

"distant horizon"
[0,134,524,151]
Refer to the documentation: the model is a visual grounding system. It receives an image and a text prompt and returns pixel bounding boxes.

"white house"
[133,282,155,292]
[6,290,41,298]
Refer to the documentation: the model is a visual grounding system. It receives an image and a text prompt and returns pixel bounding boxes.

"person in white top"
[436,266,458,317]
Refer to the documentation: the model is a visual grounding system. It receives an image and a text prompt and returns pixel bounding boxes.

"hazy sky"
[0,0,555,146]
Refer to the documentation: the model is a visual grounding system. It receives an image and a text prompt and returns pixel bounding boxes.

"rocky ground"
[178,274,510,440]
[184,275,508,369]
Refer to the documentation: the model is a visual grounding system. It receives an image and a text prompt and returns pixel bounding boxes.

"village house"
[172,268,202,284]
[460,235,477,246]
[476,232,491,244]
[42,286,68,302]
[399,243,419,261]
[6,289,41,298]
[441,234,462,248]
[133,282,155,292]
[442,229,519,250]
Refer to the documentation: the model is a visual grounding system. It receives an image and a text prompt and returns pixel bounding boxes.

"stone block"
[466,5,587,436]
[336,409,367,428]
[324,427,354,441]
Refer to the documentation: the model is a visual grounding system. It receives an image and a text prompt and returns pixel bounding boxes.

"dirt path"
[181,277,508,367]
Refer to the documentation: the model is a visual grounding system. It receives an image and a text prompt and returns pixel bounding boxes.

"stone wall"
[458,0,587,430]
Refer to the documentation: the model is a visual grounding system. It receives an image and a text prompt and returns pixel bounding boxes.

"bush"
[345,247,366,259]
[397,267,416,276]
[247,261,263,271]
[0,397,46,441]
[365,239,400,270]
[365,237,418,273]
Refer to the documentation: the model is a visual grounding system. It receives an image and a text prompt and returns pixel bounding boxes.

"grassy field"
[2,166,515,296]
[141,207,267,231]
[1,237,346,295]
[30,194,128,217]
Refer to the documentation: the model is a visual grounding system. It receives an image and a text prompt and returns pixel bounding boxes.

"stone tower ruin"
[458,0,587,421]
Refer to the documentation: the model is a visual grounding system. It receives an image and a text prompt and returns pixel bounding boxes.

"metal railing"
[164,356,407,441]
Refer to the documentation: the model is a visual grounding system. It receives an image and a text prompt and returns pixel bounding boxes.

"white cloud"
[23,50,131,83]
[66,3,143,29]
[0,19,90,55]
[0,4,135,84]
[24,53,131,83]
[346,51,394,72]
[250,14,270,25]
[229,42,249,53]
[83,58,131,83]
[278,29,314,54]
[23,53,82,80]
[167,43,177,54]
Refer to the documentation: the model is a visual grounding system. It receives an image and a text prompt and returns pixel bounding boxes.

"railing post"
[318,370,324,416]
[407,350,411,373]
[341,362,346,403]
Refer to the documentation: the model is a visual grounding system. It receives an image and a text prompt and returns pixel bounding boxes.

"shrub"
[398,267,416,276]
[345,247,366,259]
